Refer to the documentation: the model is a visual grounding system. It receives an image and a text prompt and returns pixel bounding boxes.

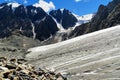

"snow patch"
[60,8,64,14]
[31,22,36,39]
[0,6,4,9]
[73,13,95,26]
[41,16,46,21]
[51,16,65,31]
[75,13,95,21]
[34,10,37,14]
[19,27,22,32]
[7,2,20,9]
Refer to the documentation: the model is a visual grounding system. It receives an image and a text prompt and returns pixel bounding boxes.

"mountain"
[1,0,119,49]
[69,0,120,38]
[1,0,120,79]
[49,9,78,29]
[73,13,95,26]
[0,2,59,41]
[26,25,120,80]
[0,2,94,48]
[25,1,120,79]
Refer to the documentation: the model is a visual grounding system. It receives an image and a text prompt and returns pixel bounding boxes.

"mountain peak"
[7,2,20,9]
[69,0,120,38]
[59,8,65,14]
[50,9,78,29]
[0,2,95,44]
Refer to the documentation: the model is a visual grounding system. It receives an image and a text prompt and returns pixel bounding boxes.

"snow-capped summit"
[76,13,95,21]
[73,13,95,26]
[7,2,20,9]
[60,8,65,14]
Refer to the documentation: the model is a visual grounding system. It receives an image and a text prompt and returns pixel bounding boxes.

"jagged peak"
[7,2,21,8]
[60,8,65,14]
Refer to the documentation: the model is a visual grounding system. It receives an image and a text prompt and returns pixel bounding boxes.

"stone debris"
[0,57,67,80]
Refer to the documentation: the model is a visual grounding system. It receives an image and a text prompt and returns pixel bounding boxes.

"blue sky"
[0,0,112,15]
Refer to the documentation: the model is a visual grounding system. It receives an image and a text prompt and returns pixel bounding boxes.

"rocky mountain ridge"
[0,0,119,49]
[0,2,94,48]
[69,0,120,38]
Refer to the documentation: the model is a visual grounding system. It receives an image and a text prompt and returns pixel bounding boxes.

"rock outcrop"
[50,9,78,29]
[0,3,59,41]
[69,0,120,38]
[0,57,67,80]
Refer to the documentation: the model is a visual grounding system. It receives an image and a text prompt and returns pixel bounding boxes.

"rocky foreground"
[0,57,67,80]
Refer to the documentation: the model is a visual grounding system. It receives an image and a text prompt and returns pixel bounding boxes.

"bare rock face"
[0,3,59,41]
[69,0,120,38]
[107,0,120,12]
[0,3,81,47]
[0,3,79,41]
[49,9,78,29]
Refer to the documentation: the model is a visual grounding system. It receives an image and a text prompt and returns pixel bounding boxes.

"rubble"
[0,57,67,80]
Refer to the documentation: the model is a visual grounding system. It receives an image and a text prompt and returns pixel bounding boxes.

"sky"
[0,0,112,16]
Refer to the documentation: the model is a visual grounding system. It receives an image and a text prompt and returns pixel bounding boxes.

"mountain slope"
[0,2,94,49]
[69,0,120,38]
[0,2,59,41]
[0,2,94,47]
[49,9,78,29]
[26,25,120,80]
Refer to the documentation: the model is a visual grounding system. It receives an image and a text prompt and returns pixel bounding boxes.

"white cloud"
[75,0,81,2]
[33,0,55,12]
[75,0,90,2]
[23,0,28,4]
[4,0,28,4]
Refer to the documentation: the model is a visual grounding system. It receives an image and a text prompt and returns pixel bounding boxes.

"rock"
[0,66,8,71]
[10,59,17,64]
[57,77,64,80]
[0,78,4,80]
[5,64,17,69]
[0,3,59,41]
[0,57,67,80]
[17,59,27,64]
[50,9,78,29]
[69,0,120,38]
[0,57,7,66]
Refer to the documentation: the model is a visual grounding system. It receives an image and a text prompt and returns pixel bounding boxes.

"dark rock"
[50,9,78,29]
[0,3,59,41]
[0,57,66,80]
[69,0,120,38]
[34,15,59,41]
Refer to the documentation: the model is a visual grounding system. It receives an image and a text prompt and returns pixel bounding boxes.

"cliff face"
[49,9,78,29]
[0,3,59,41]
[69,0,120,38]
[0,3,81,42]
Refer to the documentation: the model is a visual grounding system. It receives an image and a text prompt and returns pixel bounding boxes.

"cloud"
[75,0,81,2]
[33,0,55,12]
[75,0,90,2]
[4,0,28,4]
[23,0,28,4]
